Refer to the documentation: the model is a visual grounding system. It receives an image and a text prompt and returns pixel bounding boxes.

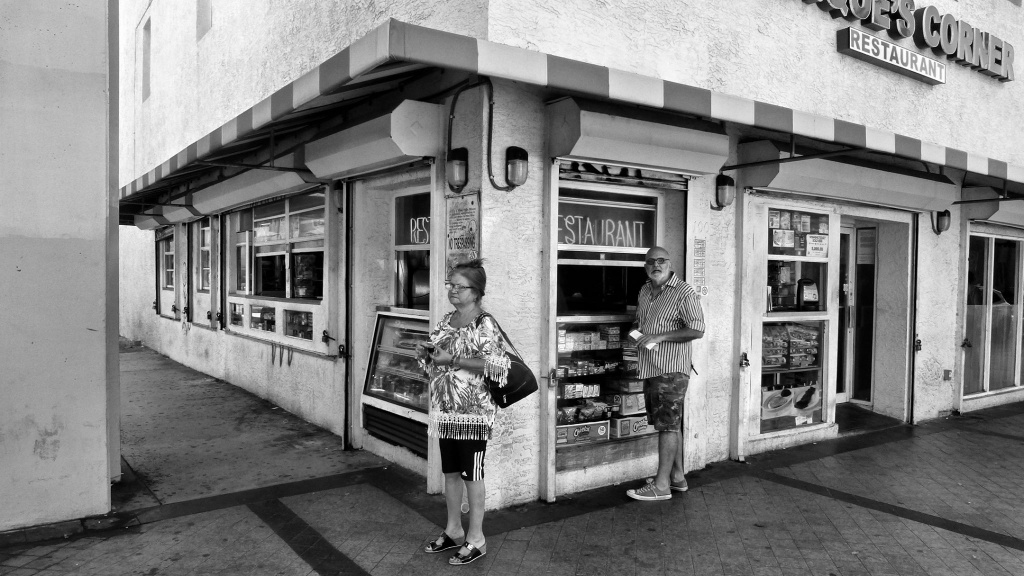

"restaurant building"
[118,0,1024,507]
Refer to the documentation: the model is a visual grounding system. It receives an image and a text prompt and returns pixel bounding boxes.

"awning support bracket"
[719,147,863,173]
[952,179,1019,205]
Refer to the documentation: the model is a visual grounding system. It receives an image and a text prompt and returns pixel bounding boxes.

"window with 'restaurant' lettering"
[394,191,430,310]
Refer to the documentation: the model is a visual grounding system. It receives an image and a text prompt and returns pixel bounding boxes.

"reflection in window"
[230,303,244,326]
[991,239,1019,390]
[292,252,323,299]
[250,305,275,332]
[285,311,313,340]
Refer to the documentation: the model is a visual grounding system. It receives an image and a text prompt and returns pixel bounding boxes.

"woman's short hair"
[452,258,486,297]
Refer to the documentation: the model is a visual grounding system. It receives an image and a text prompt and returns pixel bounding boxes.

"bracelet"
[450,354,461,371]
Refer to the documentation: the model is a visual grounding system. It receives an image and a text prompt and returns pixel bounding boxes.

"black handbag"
[478,313,539,408]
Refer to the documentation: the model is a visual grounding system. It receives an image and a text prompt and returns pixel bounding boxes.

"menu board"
[768,208,829,257]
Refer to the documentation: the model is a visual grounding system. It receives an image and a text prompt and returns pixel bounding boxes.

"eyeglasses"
[444,282,472,292]
[644,257,669,266]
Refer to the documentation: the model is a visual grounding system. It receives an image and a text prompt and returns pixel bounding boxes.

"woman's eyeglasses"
[444,282,472,292]
[644,257,669,266]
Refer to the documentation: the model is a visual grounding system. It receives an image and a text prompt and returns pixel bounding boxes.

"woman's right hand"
[416,342,435,362]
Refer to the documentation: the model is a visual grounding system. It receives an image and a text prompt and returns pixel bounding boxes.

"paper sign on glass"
[806,234,828,257]
[772,229,795,248]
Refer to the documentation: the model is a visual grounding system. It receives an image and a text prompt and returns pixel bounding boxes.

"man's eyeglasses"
[644,257,669,266]
[444,282,472,292]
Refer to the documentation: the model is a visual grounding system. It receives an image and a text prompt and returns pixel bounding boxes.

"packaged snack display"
[761,323,821,370]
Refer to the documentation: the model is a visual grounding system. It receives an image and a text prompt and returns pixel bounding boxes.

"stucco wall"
[119,0,488,187]
[0,0,114,530]
[488,0,1024,166]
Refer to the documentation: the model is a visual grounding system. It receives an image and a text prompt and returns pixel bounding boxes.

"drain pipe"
[908,213,920,425]
[343,181,355,450]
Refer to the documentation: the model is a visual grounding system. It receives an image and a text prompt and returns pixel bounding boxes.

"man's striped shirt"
[635,273,705,378]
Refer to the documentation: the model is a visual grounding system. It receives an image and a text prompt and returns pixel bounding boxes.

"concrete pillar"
[0,0,117,531]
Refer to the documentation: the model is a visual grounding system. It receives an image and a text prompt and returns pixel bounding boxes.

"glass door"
[964,234,1024,395]
[851,228,876,403]
[835,228,853,403]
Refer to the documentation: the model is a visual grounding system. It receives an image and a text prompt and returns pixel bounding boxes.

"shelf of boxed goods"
[553,316,659,471]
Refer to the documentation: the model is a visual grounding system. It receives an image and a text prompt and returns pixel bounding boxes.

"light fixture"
[931,209,951,235]
[713,174,736,210]
[505,146,529,188]
[446,147,468,193]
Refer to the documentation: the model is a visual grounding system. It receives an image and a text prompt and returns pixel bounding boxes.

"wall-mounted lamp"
[712,174,736,210]
[931,209,951,235]
[504,146,529,189]
[446,147,468,193]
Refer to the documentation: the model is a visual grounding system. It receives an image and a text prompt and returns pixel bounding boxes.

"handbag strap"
[476,312,522,359]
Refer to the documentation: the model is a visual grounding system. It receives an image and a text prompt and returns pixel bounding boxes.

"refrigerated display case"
[364,312,431,412]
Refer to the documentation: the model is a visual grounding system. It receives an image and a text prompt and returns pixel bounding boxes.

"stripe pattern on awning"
[120,18,1024,199]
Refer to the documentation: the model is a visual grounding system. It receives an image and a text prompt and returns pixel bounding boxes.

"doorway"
[835,216,910,432]
[836,224,877,406]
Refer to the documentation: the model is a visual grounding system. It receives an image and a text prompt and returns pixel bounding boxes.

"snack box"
[555,421,610,446]
[605,379,644,393]
[604,393,646,416]
[610,415,657,438]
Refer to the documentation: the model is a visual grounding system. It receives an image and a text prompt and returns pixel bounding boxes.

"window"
[242,191,325,299]
[965,234,1024,395]
[394,192,430,309]
[223,189,330,350]
[160,234,174,289]
[198,218,212,291]
[197,0,213,39]
[142,19,151,101]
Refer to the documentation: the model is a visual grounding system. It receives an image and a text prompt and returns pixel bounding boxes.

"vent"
[363,405,428,458]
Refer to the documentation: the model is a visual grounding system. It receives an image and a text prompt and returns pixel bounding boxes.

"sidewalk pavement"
[3,345,1024,576]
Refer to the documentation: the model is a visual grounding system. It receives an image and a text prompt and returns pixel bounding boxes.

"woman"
[417,259,506,566]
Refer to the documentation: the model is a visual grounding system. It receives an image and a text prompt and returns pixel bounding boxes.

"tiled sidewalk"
[4,347,1024,575]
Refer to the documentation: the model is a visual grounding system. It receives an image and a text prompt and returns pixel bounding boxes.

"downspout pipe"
[908,214,920,425]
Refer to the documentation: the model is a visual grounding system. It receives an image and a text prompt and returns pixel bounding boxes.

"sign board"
[557,198,656,250]
[838,27,945,85]
[800,0,1015,83]
[446,193,479,270]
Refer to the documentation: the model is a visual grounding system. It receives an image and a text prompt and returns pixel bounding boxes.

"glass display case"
[760,323,825,434]
[554,316,653,450]
[364,312,431,412]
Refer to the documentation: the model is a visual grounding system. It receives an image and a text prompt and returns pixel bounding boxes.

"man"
[626,246,705,501]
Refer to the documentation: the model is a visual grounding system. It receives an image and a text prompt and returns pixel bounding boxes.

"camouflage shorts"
[643,372,690,431]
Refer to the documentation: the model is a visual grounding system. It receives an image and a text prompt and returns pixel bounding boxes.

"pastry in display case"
[364,312,430,412]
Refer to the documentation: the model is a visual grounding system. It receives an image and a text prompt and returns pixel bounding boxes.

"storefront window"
[394,193,430,310]
[761,321,824,433]
[198,218,212,291]
[760,207,830,434]
[965,234,1024,395]
[160,235,175,289]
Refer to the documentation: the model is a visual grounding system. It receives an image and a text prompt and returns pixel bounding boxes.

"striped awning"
[120,18,1024,200]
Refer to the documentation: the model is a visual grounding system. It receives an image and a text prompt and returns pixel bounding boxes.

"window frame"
[222,188,333,352]
[964,230,1024,397]
[392,188,432,310]
[155,226,178,319]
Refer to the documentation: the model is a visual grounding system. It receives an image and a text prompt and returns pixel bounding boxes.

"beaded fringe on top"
[429,413,492,440]
[485,354,511,387]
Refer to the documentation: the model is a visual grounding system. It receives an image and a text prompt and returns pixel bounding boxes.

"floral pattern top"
[422,310,505,441]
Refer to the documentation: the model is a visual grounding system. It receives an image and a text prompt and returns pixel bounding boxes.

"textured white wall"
[119,0,488,186]
[488,0,1023,165]
[0,0,114,530]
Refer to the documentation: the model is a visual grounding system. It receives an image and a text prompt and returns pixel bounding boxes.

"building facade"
[118,0,1024,509]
